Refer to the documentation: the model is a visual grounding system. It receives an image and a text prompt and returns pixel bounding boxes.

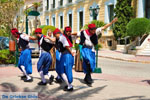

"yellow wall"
[40,0,139,49]
[42,0,104,32]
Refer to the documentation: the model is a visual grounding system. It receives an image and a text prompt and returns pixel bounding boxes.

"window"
[79,11,83,30]
[145,0,150,19]
[46,0,49,10]
[52,0,55,8]
[60,0,63,6]
[68,0,72,3]
[52,17,55,26]
[69,14,72,28]
[46,18,49,25]
[109,5,114,28]
[60,16,63,29]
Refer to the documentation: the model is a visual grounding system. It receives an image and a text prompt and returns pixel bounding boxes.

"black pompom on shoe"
[55,77,62,84]
[63,85,73,91]
[21,75,26,80]
[49,75,54,85]
[24,78,33,82]
[38,81,47,85]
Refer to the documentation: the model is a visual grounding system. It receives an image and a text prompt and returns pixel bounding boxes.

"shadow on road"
[141,80,150,85]
[0,82,107,100]
[74,77,107,87]
[108,96,150,100]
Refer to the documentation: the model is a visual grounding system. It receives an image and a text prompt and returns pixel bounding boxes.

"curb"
[98,55,150,64]
[0,64,15,67]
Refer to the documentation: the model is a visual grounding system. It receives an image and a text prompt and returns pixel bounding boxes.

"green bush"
[0,29,9,37]
[97,44,102,50]
[0,49,15,64]
[83,20,105,30]
[42,25,56,35]
[146,21,150,34]
[127,18,150,38]
[83,20,105,39]
[74,43,102,50]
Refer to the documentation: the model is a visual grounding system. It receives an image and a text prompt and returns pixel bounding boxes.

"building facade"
[24,0,150,49]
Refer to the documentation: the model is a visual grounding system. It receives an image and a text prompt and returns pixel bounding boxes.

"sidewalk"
[98,49,150,63]
[1,50,150,100]
[0,66,150,100]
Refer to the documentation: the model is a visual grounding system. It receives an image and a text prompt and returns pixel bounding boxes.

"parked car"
[0,37,9,50]
[0,37,4,41]
[29,40,39,58]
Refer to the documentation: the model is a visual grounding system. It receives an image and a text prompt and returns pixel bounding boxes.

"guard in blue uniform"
[11,28,36,82]
[79,24,98,84]
[35,28,54,85]
[53,28,74,91]
[79,18,118,85]
[55,26,73,83]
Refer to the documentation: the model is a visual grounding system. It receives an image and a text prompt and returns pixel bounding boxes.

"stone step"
[136,53,150,56]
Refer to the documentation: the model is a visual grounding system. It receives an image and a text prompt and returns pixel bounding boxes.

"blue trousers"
[18,49,32,74]
[37,52,52,75]
[59,53,74,84]
[55,50,62,76]
[81,47,96,73]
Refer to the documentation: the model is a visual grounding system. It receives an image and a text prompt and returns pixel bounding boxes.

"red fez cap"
[88,24,97,29]
[65,26,72,32]
[53,28,61,35]
[11,28,18,35]
[35,28,42,34]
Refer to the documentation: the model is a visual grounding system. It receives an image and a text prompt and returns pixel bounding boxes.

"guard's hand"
[112,17,118,23]
[71,52,75,56]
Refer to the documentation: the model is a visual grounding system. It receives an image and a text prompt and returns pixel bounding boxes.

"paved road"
[0,58,150,100]
[98,57,150,78]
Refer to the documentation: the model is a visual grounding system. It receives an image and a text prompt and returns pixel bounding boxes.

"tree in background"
[127,18,150,38]
[0,0,24,37]
[113,0,134,40]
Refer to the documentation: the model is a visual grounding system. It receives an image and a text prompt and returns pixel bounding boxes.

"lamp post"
[15,7,40,66]
[89,5,102,73]
[15,7,29,66]
[89,5,100,20]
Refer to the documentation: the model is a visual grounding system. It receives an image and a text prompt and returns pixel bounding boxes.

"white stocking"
[39,71,46,83]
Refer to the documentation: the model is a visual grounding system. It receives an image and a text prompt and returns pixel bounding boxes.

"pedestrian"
[35,28,55,85]
[79,18,118,84]
[47,30,56,71]
[55,26,74,83]
[11,28,36,82]
[53,28,75,91]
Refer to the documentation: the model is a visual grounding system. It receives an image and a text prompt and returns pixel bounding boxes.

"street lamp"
[89,5,100,20]
[26,7,40,34]
[15,7,40,66]
[89,5,101,73]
